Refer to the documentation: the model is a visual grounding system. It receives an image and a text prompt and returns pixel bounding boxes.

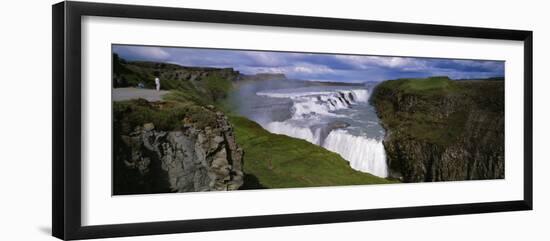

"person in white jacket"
[154,77,160,91]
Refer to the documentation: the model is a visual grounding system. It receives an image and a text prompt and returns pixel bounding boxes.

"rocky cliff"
[113,100,244,194]
[371,77,504,182]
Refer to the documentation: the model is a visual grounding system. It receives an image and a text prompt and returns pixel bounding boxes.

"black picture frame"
[52,1,533,240]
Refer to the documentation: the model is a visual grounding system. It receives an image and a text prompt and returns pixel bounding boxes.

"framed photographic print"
[52,1,533,240]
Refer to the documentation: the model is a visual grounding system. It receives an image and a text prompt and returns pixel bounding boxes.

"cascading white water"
[257,87,389,178]
[257,89,369,119]
[323,130,388,177]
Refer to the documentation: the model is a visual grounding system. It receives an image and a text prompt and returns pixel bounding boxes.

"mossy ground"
[380,76,460,94]
[113,99,219,133]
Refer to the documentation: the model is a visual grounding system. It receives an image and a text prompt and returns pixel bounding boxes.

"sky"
[113,45,504,83]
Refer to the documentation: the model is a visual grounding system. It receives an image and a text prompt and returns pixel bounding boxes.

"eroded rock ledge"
[113,103,243,194]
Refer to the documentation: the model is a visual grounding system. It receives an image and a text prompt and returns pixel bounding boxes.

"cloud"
[134,47,170,60]
[242,51,287,67]
[113,46,170,61]
[334,56,420,69]
[112,45,504,82]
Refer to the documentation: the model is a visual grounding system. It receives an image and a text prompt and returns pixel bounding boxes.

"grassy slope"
[161,74,233,108]
[230,116,392,189]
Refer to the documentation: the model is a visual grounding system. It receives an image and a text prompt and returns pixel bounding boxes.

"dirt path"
[113,88,170,102]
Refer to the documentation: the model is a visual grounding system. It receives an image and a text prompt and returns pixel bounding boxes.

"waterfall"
[257,89,370,119]
[256,87,389,178]
[263,122,388,178]
[323,130,388,177]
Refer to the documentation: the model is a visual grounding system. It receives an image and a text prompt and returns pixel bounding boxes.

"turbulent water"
[229,79,388,178]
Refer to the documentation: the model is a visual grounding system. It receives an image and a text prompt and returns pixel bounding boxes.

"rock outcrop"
[371,77,504,182]
[113,105,244,194]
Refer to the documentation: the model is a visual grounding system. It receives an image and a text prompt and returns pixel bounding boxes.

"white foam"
[257,88,369,119]
[323,130,388,177]
[257,89,369,103]
[350,89,369,102]
[257,90,335,99]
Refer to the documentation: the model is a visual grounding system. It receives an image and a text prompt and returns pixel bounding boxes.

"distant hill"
[302,80,366,86]
[238,73,287,81]
[455,76,504,81]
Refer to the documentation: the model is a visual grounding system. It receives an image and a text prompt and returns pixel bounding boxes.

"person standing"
[154,77,160,91]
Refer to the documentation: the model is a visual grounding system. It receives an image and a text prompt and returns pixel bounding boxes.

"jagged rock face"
[114,113,244,194]
[372,80,504,182]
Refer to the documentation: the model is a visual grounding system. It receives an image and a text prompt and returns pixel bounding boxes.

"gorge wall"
[371,77,504,182]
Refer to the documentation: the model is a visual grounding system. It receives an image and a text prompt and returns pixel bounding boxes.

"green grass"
[113,99,219,133]
[402,76,451,90]
[162,75,233,112]
[203,74,233,102]
[382,76,460,94]
[160,73,232,103]
[229,115,393,189]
